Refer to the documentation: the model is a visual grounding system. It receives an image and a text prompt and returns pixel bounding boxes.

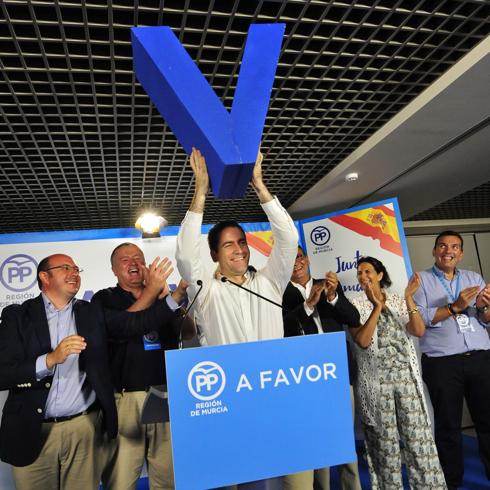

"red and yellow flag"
[329,205,402,256]
[245,231,273,257]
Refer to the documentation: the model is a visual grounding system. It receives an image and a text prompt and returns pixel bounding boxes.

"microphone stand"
[178,280,203,349]
[220,276,305,335]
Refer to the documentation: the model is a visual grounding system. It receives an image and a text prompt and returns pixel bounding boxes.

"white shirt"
[176,197,299,345]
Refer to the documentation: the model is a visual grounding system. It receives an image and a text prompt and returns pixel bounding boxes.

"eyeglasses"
[44,264,83,274]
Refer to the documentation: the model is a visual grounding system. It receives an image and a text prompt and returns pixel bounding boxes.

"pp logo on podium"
[188,361,226,401]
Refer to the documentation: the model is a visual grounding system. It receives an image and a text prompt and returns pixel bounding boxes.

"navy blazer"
[0,294,177,467]
[282,281,360,383]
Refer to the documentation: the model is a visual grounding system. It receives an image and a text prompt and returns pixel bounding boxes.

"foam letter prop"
[131,24,285,198]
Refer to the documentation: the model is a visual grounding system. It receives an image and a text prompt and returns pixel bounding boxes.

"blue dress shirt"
[414,265,490,357]
[35,294,96,418]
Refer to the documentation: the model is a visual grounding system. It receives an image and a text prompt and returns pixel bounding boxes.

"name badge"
[143,331,162,351]
[455,314,475,333]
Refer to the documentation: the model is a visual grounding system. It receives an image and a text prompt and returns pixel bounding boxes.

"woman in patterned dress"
[350,256,446,490]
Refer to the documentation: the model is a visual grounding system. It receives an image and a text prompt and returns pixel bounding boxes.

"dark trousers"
[422,350,490,488]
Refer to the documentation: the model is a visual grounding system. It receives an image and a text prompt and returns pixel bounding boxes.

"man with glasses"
[0,253,178,490]
[414,230,490,490]
[282,246,361,490]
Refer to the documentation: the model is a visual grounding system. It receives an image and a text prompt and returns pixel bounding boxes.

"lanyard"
[432,266,460,303]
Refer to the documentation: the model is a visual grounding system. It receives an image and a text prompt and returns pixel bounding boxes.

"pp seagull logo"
[187,361,226,401]
[0,254,38,292]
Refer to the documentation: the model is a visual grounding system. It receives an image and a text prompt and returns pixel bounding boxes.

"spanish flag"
[329,205,403,257]
[245,231,273,257]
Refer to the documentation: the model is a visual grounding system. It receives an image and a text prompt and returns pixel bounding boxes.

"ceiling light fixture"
[135,212,167,238]
[345,172,359,182]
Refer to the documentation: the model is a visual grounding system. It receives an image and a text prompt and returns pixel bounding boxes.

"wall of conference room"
[0,230,489,488]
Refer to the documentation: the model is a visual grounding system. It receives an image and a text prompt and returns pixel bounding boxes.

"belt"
[116,386,150,394]
[459,350,486,357]
[423,350,487,360]
[43,402,99,423]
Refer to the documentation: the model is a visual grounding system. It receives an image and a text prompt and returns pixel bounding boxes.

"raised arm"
[404,273,426,337]
[350,286,383,348]
[175,148,210,302]
[250,150,273,204]
[189,147,209,213]
[254,150,299,293]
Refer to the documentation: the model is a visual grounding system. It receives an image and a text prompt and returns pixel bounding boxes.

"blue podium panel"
[166,333,356,489]
[131,24,284,199]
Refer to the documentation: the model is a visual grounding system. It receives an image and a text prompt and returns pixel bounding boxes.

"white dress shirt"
[176,197,298,345]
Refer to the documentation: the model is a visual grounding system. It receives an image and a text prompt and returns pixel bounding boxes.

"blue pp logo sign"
[311,226,331,246]
[188,361,226,401]
[0,254,38,292]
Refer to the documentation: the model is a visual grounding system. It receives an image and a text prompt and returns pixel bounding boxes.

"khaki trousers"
[101,391,174,490]
[12,410,102,490]
[282,461,361,490]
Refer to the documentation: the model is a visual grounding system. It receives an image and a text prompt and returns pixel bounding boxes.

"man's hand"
[251,150,264,190]
[171,279,189,304]
[190,147,209,195]
[189,147,209,212]
[144,257,174,298]
[476,284,490,309]
[306,282,325,310]
[250,148,273,204]
[452,286,480,313]
[325,272,338,301]
[46,335,86,370]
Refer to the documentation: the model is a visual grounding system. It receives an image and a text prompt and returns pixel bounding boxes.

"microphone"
[220,276,283,308]
[178,279,203,350]
[220,276,305,335]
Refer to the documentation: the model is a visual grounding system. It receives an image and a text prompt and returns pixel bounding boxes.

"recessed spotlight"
[345,172,358,182]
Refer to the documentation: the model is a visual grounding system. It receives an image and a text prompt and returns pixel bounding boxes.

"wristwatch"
[477,304,489,314]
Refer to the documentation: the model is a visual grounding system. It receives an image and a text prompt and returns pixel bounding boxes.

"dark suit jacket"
[282,281,360,383]
[0,294,176,467]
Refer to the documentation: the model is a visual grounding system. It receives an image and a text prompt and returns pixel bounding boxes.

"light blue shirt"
[414,265,490,357]
[35,294,96,418]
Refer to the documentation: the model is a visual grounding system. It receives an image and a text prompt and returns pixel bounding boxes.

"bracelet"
[477,305,489,314]
[448,303,457,316]
[407,308,418,315]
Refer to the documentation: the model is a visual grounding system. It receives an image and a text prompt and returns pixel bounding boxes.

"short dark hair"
[207,220,246,254]
[357,256,392,289]
[110,242,141,266]
[434,230,464,251]
[37,256,51,290]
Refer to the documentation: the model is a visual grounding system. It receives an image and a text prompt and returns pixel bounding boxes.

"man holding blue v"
[176,147,298,489]
[176,147,298,347]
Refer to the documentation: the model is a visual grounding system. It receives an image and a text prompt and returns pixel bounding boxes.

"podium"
[165,332,356,489]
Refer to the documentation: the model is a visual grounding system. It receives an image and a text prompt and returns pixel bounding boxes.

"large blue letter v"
[132,24,285,199]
